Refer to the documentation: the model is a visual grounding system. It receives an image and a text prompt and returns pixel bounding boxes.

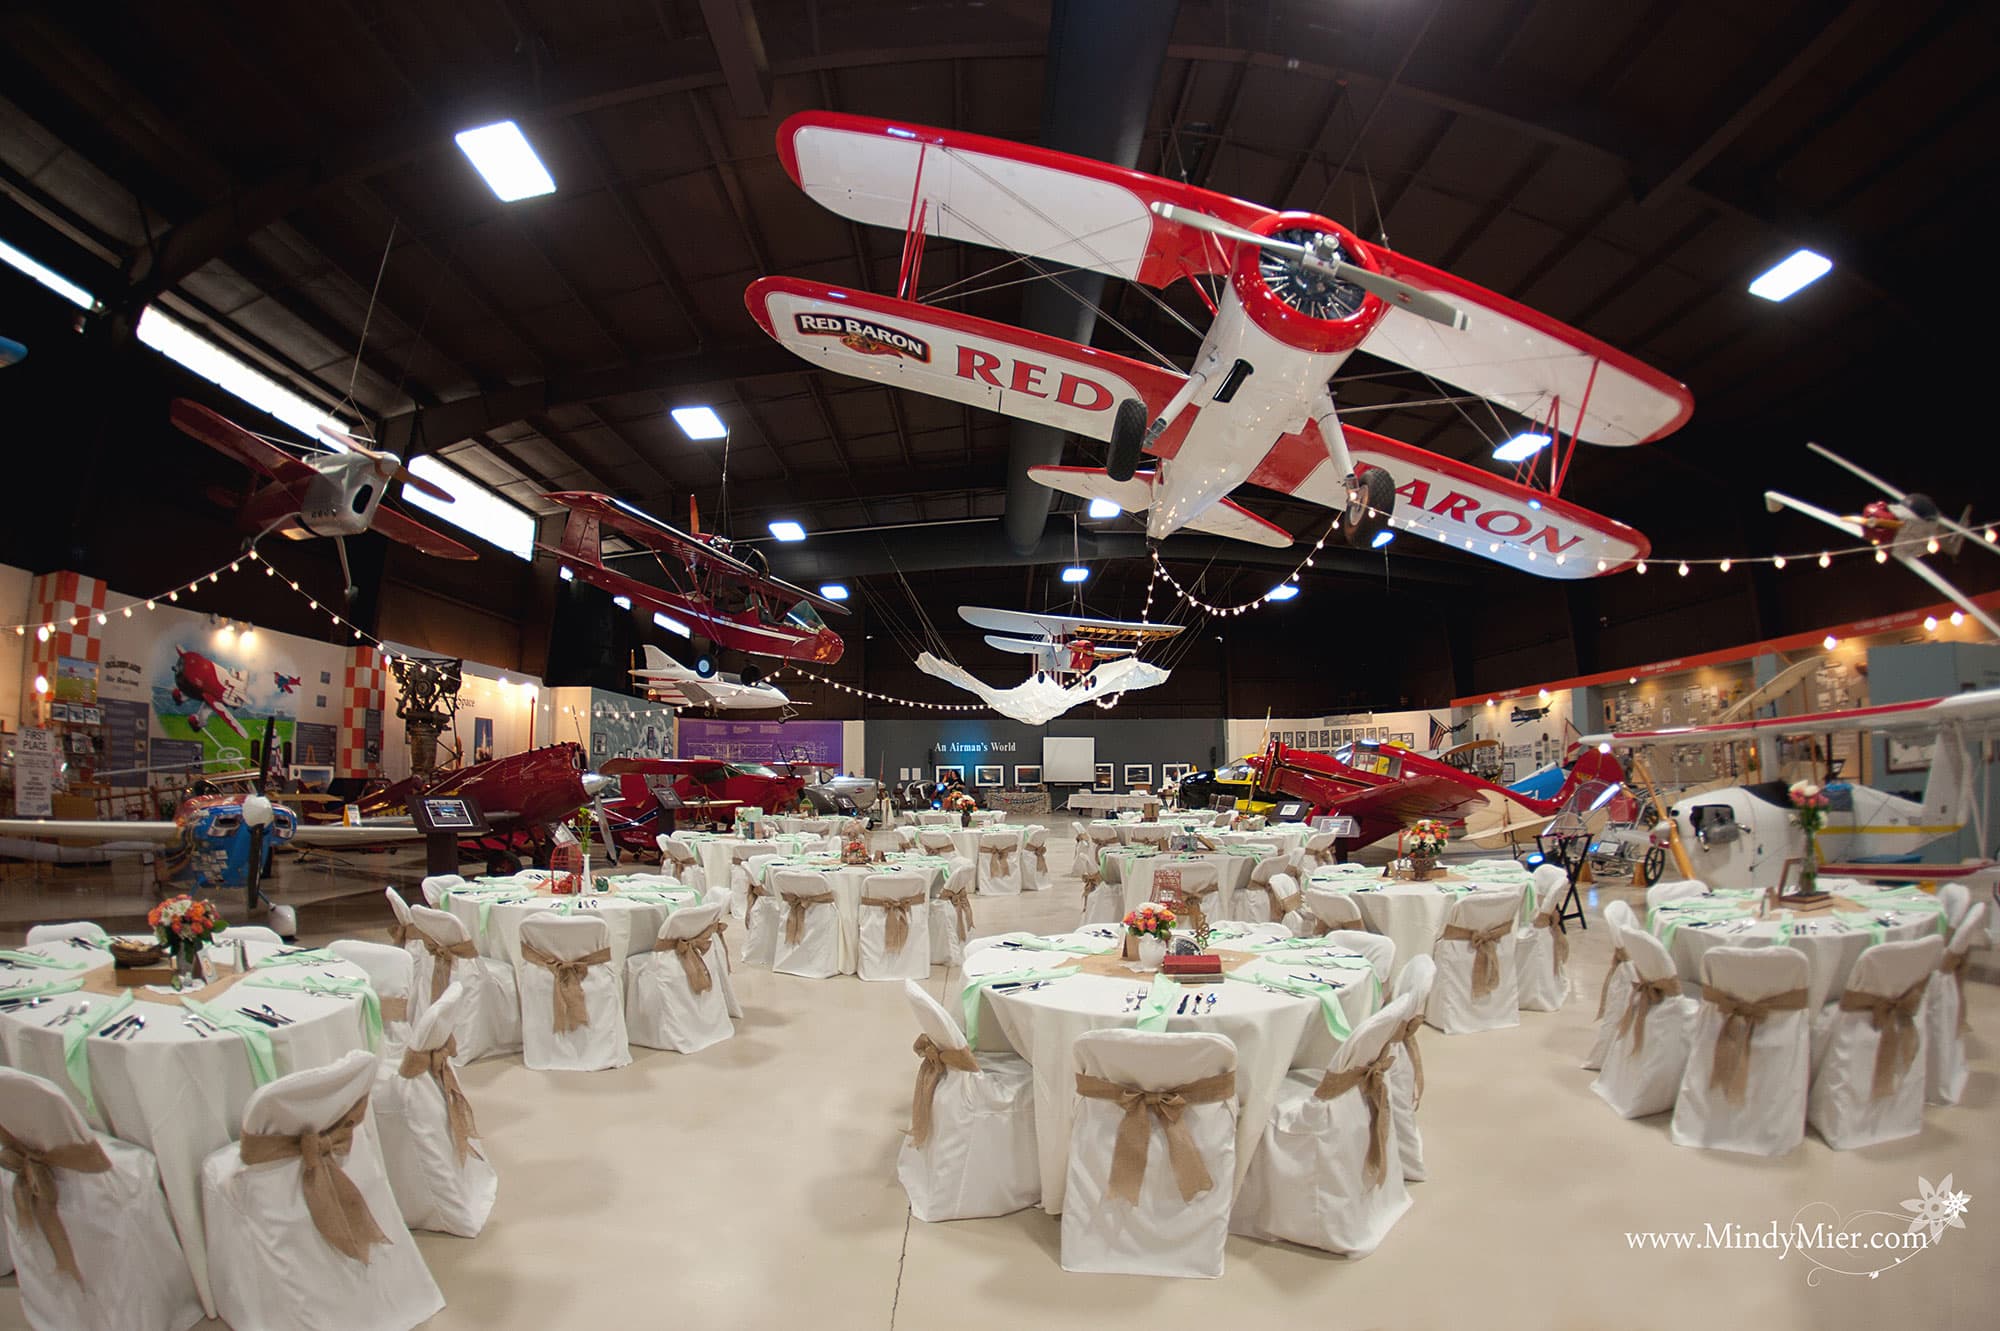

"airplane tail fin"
[557,507,602,563]
[1918,730,1968,831]
[1523,745,1625,817]
[642,643,674,672]
[1026,465,1291,547]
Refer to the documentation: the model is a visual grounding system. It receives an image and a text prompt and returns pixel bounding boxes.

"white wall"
[1226,707,1453,762]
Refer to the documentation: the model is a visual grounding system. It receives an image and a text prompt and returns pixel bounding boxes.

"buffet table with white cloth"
[1305,864,1539,980]
[0,936,378,1314]
[1647,883,1950,1009]
[961,924,1382,1213]
[441,873,703,970]
[755,854,955,973]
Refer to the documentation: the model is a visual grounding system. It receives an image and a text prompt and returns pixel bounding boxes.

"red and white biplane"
[543,491,847,670]
[745,112,1691,576]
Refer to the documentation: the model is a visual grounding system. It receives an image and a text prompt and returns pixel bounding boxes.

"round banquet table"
[0,936,377,1315]
[1215,826,1309,855]
[770,815,839,836]
[1082,816,1214,845]
[1647,883,1951,1010]
[670,830,832,892]
[917,810,1005,827]
[754,854,954,973]
[1113,849,1265,914]
[962,924,1382,1213]
[1305,866,1538,981]
[443,872,704,970]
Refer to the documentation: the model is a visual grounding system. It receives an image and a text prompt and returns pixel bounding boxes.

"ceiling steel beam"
[695,0,772,118]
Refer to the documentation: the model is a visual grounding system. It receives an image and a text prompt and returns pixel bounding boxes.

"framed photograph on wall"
[1161,763,1191,783]
[974,764,1004,787]
[1124,763,1154,791]
[1094,762,1115,791]
[935,765,965,786]
[1014,764,1042,786]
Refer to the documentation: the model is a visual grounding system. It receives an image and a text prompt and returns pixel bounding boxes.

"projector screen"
[1042,736,1096,784]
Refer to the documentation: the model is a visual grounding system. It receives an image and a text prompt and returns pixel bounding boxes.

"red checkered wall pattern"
[338,643,384,778]
[23,571,105,720]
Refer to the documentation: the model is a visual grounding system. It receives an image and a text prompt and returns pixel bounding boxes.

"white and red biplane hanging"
[745,112,1692,577]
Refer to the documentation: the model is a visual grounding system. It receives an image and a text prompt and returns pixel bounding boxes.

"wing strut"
[897,142,931,300]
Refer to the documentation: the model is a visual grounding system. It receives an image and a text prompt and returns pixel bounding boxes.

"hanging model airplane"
[1581,688,2000,892]
[916,605,1184,725]
[630,643,794,711]
[744,112,1691,575]
[1764,442,1998,637]
[170,399,477,593]
[541,491,846,670]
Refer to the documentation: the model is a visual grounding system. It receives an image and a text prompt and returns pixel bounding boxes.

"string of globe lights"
[560,702,680,723]
[772,664,984,713]
[7,548,284,641]
[1143,512,1345,619]
[1619,527,1996,576]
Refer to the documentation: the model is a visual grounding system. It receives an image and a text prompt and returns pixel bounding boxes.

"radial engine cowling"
[1227,211,1389,356]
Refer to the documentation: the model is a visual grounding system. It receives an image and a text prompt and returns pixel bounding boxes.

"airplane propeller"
[319,424,456,501]
[1805,441,1990,558]
[1151,202,1470,331]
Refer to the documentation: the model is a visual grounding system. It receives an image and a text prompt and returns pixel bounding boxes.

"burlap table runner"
[78,960,253,1007]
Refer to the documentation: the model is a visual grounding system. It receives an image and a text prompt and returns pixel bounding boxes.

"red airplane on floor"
[171,398,477,591]
[746,112,1691,573]
[1252,736,1625,855]
[542,491,847,672]
[357,741,615,876]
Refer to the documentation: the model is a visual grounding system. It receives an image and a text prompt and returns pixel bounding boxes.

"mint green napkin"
[1135,972,1182,1032]
[0,975,85,1002]
[958,965,1079,1045]
[249,948,342,969]
[0,949,88,970]
[180,997,277,1084]
[243,973,383,1051]
[1231,960,1354,1039]
[64,991,136,1117]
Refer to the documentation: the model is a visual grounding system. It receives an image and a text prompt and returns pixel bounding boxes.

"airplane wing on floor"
[0,818,183,844]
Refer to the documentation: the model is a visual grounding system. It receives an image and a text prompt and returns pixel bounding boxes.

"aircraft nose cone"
[581,772,613,799]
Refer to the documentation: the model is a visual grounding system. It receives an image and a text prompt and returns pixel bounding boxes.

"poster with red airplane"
[149,639,302,773]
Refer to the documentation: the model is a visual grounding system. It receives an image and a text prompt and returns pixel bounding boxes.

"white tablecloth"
[1116,851,1264,915]
[1215,827,1309,856]
[671,832,829,891]
[1081,817,1214,844]
[1649,884,1950,1009]
[1306,868,1538,981]
[1065,793,1155,813]
[963,927,1379,1213]
[444,875,703,971]
[756,855,953,973]
[0,938,374,1314]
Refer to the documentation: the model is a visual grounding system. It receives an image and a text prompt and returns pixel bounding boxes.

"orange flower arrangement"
[150,894,225,949]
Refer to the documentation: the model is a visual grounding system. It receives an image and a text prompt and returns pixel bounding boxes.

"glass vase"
[1798,830,1818,896]
[171,940,203,990]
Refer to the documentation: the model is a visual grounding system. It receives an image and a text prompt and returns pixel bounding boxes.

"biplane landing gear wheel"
[1640,845,1666,887]
[691,637,717,678]
[487,850,522,877]
[1106,398,1147,483]
[1344,466,1395,549]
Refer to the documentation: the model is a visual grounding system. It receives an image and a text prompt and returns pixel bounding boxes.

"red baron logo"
[794,313,931,363]
[1394,476,1587,557]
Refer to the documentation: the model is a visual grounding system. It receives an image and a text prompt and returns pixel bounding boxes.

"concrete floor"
[2,824,1995,1329]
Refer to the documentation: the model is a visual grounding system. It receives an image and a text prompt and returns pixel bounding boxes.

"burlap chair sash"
[1614,975,1683,1056]
[1596,945,1630,1019]
[237,1095,389,1263]
[985,844,1017,880]
[937,884,975,940]
[1940,949,1972,1034]
[907,1035,980,1147]
[416,931,479,1004]
[378,996,410,1023]
[1029,842,1049,874]
[1393,1013,1426,1107]
[1314,1046,1398,1189]
[397,1035,482,1164]
[1701,983,1808,1105]
[0,1126,111,1286]
[782,889,836,945]
[1440,921,1511,998]
[1534,905,1570,972]
[863,892,926,954]
[1306,847,1337,868]
[1838,977,1929,1101]
[1073,1069,1236,1203]
[386,919,414,948]
[1078,868,1103,905]
[519,940,612,1033]
[654,920,728,994]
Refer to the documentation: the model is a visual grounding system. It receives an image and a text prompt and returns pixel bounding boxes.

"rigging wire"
[339,218,398,426]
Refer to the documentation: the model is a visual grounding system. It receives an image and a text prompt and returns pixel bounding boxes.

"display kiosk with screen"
[410,795,492,875]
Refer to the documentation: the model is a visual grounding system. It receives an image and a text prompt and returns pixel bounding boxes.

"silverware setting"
[45,1001,89,1027]
[100,1013,147,1040]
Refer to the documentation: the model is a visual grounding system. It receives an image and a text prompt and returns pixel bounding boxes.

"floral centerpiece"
[943,788,977,813]
[1404,818,1450,878]
[1123,901,1176,967]
[1787,781,1831,898]
[840,817,870,865]
[149,894,225,989]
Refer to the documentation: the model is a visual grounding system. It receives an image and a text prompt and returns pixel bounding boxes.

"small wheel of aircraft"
[916,605,1183,724]
[1764,443,1998,637]
[1582,688,2000,893]
[630,643,794,711]
[746,112,1690,575]
[170,399,476,595]
[542,491,847,669]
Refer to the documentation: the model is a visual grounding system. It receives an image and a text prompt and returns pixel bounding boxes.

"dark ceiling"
[1,0,1994,672]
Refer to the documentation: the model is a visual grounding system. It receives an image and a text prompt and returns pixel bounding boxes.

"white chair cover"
[858,872,931,981]
[1516,864,1573,1013]
[1584,901,1640,1070]
[371,984,497,1238]
[1322,930,1396,987]
[1926,902,1986,1105]
[655,835,708,893]
[1071,833,1096,878]
[418,875,463,908]
[515,914,630,1071]
[1303,886,1365,935]
[772,869,841,979]
[742,861,786,968]
[1938,881,1970,929]
[625,903,734,1054]
[928,863,976,969]
[1079,843,1122,926]
[1059,1030,1238,1279]
[1127,825,1172,851]
[200,1050,443,1331]
[216,925,283,947]
[1426,888,1524,1034]
[1299,830,1340,870]
[1386,956,1435,1182]
[893,826,919,850]
[1234,860,1291,926]
[1591,927,1698,1119]
[977,829,1024,896]
[1808,935,1943,1149]
[0,1067,202,1331]
[895,982,1038,1220]
[917,828,957,856]
[1022,828,1051,891]
[22,922,109,946]
[407,904,521,1061]
[1670,946,1812,1156]
[328,939,416,1053]
[1645,879,1708,910]
[1233,995,1414,1258]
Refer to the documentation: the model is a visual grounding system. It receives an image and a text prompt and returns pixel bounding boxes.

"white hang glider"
[916,606,1183,725]
[631,644,793,712]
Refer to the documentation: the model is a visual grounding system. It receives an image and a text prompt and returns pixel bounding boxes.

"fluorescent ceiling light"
[0,238,95,310]
[401,454,537,560]
[453,120,556,202]
[1060,566,1090,583]
[654,612,692,638]
[671,405,728,440]
[1748,248,1831,301]
[1371,528,1397,549]
[1492,432,1551,463]
[1264,583,1300,601]
[768,520,807,542]
[818,583,849,600]
[136,307,348,441]
[558,565,575,581]
[1087,497,1122,519]
[612,596,632,610]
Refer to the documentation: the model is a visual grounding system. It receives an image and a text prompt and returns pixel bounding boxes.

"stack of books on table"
[1162,954,1226,985]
